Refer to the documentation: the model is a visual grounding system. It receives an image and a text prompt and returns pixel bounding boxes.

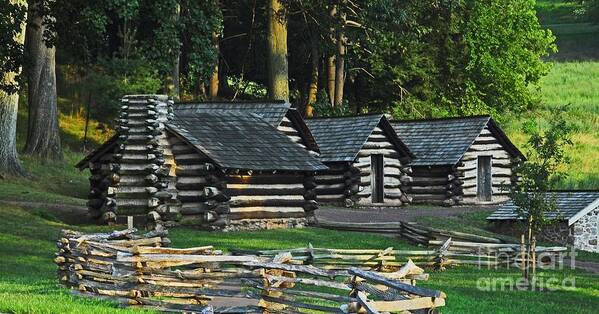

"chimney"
[111,95,174,226]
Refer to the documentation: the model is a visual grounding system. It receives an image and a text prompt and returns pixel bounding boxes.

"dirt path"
[315,205,499,223]
[0,200,91,225]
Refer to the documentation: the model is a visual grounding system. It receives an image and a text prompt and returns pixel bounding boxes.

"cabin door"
[371,155,384,203]
[477,156,492,201]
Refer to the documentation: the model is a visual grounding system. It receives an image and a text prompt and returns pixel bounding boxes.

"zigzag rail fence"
[55,228,447,313]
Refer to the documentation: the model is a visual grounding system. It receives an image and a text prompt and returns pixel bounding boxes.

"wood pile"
[55,228,446,313]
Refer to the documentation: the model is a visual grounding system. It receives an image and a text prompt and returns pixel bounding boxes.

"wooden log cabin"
[76,95,327,231]
[391,116,525,206]
[305,115,414,207]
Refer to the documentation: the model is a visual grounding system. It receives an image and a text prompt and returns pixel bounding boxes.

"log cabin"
[305,114,414,207]
[487,191,599,252]
[76,95,327,231]
[391,116,525,206]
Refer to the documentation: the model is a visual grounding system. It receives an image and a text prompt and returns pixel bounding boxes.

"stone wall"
[573,206,599,253]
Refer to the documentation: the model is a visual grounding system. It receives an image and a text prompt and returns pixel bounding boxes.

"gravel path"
[315,205,500,223]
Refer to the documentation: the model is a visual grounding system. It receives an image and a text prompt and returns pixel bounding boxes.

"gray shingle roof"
[306,115,413,163]
[487,191,599,225]
[166,112,327,172]
[391,116,524,166]
[174,101,290,126]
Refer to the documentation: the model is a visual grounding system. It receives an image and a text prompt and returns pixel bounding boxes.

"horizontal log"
[225,183,305,196]
[228,209,305,220]
[226,174,304,185]
[229,198,306,208]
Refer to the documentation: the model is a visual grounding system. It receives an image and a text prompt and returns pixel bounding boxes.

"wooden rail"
[55,228,446,313]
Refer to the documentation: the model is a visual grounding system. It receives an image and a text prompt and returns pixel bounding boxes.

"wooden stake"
[127,216,134,229]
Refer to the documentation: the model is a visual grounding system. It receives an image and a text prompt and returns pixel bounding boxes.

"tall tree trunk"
[306,40,319,118]
[327,3,337,105]
[171,3,181,101]
[24,3,62,160]
[0,0,27,177]
[327,55,335,105]
[333,2,346,107]
[209,31,219,100]
[267,0,289,101]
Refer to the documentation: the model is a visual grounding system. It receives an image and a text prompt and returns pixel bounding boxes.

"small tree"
[510,108,573,285]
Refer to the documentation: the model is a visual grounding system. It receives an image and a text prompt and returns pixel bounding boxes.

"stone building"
[487,191,599,252]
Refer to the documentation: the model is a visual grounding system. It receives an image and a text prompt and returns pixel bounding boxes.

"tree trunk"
[171,3,181,101]
[24,3,62,160]
[267,0,289,101]
[327,3,337,106]
[333,2,346,107]
[0,0,27,177]
[306,40,319,117]
[327,55,335,105]
[209,31,219,100]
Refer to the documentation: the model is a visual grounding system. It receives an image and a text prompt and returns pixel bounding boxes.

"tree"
[267,0,289,101]
[588,0,599,24]
[0,0,27,178]
[510,108,573,285]
[24,0,62,160]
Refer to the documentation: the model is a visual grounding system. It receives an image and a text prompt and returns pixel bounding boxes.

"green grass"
[170,227,411,252]
[502,61,599,190]
[0,204,149,313]
[536,0,587,25]
[1,201,598,314]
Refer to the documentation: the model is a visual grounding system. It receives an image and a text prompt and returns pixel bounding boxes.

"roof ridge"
[306,113,384,121]
[175,100,288,105]
[391,115,491,123]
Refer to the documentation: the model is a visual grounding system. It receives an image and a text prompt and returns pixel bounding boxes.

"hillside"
[502,0,599,189]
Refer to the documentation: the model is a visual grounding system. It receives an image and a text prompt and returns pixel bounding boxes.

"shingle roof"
[75,135,119,170]
[174,101,290,126]
[166,112,327,172]
[391,116,524,166]
[306,115,413,163]
[487,191,599,225]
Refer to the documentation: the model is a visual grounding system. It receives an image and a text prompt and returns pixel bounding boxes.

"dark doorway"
[477,156,492,201]
[371,154,384,203]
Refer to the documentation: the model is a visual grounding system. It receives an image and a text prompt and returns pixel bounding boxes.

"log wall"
[170,133,314,231]
[353,126,411,207]
[457,127,518,205]
[405,166,458,206]
[315,125,412,207]
[86,152,119,223]
[405,127,519,206]
[169,133,231,230]
[224,172,314,230]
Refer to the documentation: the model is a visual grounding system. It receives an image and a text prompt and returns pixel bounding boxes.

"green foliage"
[0,1,26,93]
[312,90,352,117]
[84,58,162,124]
[589,0,599,24]
[349,0,556,118]
[511,108,573,235]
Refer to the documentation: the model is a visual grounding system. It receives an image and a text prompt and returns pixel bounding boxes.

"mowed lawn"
[0,201,598,314]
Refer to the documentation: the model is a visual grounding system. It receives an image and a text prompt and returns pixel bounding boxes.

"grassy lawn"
[1,202,598,313]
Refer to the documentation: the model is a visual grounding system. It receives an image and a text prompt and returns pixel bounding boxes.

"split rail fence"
[55,228,446,313]
[315,221,567,269]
